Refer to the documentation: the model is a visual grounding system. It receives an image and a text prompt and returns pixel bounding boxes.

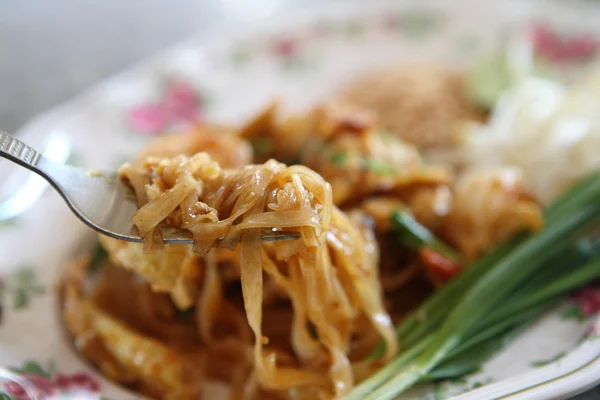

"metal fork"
[0,130,299,244]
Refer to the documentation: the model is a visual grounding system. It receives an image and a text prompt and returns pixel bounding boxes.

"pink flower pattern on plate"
[531,23,599,63]
[2,364,100,400]
[272,38,299,59]
[570,285,600,316]
[381,14,402,32]
[127,80,203,135]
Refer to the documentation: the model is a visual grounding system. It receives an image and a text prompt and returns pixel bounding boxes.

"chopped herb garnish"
[391,209,462,263]
[378,130,396,143]
[330,152,349,166]
[176,307,196,321]
[307,321,318,338]
[250,137,273,155]
[362,158,397,174]
[88,241,108,273]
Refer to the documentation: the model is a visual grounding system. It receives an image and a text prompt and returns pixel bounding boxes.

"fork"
[0,130,299,244]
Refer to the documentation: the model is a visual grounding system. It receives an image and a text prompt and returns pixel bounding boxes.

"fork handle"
[0,130,42,170]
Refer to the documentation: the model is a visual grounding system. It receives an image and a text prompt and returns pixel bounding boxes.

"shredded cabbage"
[463,72,600,202]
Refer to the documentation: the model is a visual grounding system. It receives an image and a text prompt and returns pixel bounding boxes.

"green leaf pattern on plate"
[531,351,567,367]
[562,304,589,323]
[0,217,20,230]
[10,360,55,378]
[398,11,444,38]
[227,9,444,69]
[1,266,45,311]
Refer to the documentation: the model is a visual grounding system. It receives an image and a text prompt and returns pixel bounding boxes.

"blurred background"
[0,0,330,133]
[1,1,600,399]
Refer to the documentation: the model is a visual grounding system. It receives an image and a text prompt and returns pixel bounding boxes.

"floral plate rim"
[453,317,600,399]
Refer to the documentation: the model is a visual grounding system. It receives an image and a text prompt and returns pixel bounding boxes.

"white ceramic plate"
[3,1,600,399]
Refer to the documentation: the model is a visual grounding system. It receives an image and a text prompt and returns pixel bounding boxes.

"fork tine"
[160,227,300,245]
[260,231,301,242]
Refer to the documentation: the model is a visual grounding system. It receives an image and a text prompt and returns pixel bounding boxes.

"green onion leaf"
[250,137,273,155]
[362,158,397,174]
[391,209,462,262]
[330,152,349,166]
[176,307,196,321]
[88,241,108,273]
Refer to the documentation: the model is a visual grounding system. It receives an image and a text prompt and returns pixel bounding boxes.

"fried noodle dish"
[58,66,547,400]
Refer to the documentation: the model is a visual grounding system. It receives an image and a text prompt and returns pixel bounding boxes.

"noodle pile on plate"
[60,136,397,399]
[59,67,544,398]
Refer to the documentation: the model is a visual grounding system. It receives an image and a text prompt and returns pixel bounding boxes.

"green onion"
[250,137,273,155]
[88,241,108,273]
[367,212,600,398]
[399,234,524,348]
[368,206,600,400]
[479,255,600,330]
[330,152,349,166]
[356,262,588,399]
[360,237,523,398]
[420,254,600,383]
[391,209,462,262]
[545,169,600,225]
[362,158,397,174]
[352,337,432,398]
[369,234,522,362]
[422,300,551,381]
[176,306,196,321]
[378,130,396,143]
[361,245,600,400]
[394,169,600,348]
